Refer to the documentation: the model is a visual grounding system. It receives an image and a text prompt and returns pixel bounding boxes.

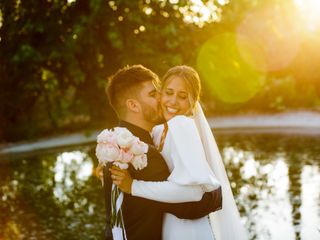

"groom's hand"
[110,166,133,194]
[94,163,105,186]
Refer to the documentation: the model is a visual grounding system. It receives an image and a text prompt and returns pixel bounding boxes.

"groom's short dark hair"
[106,65,160,117]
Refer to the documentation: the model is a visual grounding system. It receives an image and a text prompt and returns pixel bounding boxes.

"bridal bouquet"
[95,127,148,240]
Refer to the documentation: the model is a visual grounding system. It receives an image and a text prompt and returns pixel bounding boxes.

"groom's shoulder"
[146,143,162,159]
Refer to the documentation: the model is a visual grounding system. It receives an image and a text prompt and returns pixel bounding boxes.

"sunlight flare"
[236,4,301,72]
[197,33,265,103]
[294,0,320,32]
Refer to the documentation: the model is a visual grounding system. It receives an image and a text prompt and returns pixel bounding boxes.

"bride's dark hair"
[161,65,201,110]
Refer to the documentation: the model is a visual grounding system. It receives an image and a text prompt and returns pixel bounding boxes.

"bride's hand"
[109,166,133,194]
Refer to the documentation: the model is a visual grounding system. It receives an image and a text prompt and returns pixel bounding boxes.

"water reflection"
[0,146,105,240]
[53,151,93,203]
[216,134,320,240]
[301,165,320,239]
[0,135,319,240]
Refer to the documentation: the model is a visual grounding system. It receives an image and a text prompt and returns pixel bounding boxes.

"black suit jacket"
[104,121,222,240]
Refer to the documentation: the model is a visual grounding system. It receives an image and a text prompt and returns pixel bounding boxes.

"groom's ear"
[126,99,141,113]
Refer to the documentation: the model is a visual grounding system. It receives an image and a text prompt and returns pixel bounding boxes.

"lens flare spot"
[197,32,265,103]
[236,4,301,72]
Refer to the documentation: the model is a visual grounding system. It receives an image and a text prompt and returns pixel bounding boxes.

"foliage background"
[1,0,319,142]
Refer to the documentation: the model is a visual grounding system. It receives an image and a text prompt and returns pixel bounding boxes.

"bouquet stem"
[110,184,127,240]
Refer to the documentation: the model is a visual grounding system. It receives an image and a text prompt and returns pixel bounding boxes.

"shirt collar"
[118,120,153,145]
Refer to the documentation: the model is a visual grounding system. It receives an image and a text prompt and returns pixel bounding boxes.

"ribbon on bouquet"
[111,183,127,240]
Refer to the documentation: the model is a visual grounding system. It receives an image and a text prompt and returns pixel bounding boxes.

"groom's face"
[138,81,164,125]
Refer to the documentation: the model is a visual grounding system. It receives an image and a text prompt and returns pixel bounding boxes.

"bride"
[111,65,247,240]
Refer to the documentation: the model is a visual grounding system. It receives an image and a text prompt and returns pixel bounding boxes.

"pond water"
[0,133,319,240]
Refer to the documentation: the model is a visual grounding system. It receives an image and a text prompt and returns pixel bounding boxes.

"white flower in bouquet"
[97,129,117,143]
[131,154,148,170]
[115,127,135,148]
[96,127,149,170]
[95,143,120,164]
[130,137,148,155]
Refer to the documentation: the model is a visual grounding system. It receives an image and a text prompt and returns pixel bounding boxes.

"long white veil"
[193,102,248,240]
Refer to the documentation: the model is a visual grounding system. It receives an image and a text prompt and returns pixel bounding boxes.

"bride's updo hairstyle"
[161,65,201,111]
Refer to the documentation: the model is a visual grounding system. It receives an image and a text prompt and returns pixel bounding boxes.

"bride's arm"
[165,116,220,190]
[131,180,204,203]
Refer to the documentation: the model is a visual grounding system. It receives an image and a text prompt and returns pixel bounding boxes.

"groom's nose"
[156,92,161,102]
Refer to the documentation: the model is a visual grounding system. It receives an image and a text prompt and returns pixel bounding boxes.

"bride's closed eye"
[164,89,174,95]
[164,89,188,99]
[177,93,188,100]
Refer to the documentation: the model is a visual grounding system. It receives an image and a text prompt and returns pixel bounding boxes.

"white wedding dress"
[131,103,248,240]
[132,115,219,240]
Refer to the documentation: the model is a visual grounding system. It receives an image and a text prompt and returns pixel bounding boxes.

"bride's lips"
[166,107,179,114]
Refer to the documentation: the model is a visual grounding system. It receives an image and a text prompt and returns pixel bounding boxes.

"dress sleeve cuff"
[131,179,139,196]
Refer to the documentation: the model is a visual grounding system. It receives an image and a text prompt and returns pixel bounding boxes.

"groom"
[103,65,222,240]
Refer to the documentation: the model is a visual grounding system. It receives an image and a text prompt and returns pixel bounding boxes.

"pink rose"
[131,154,148,170]
[120,149,134,163]
[130,138,148,155]
[97,129,117,144]
[95,143,120,164]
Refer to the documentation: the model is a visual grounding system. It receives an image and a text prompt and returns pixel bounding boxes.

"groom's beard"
[140,101,165,126]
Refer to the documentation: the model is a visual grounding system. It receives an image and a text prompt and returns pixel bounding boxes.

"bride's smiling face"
[160,76,192,121]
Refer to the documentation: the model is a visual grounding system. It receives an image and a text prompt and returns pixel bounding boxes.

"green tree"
[1,0,319,142]
[0,0,227,142]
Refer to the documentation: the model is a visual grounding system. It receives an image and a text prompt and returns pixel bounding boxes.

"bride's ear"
[126,99,140,113]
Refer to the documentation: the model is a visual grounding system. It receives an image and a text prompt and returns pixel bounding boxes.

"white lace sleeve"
[166,116,220,191]
[131,180,204,203]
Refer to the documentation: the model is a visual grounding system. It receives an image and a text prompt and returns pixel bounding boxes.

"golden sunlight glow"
[196,1,320,103]
[236,3,301,72]
[294,0,320,32]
